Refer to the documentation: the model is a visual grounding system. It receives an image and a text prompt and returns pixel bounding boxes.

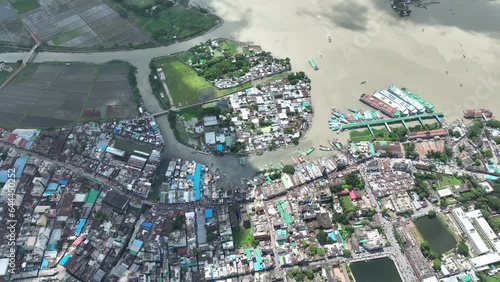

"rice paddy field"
[0,3,34,45]
[19,0,150,47]
[0,62,138,128]
[105,0,219,44]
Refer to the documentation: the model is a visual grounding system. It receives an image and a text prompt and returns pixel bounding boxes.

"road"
[362,173,419,282]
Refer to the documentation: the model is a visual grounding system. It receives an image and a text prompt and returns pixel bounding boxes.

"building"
[451,208,489,255]
[105,147,126,158]
[407,128,448,140]
[466,210,500,253]
[470,253,500,271]
[203,116,218,127]
[128,155,147,169]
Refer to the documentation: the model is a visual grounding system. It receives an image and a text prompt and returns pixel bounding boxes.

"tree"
[457,240,469,257]
[316,230,334,245]
[317,248,325,256]
[427,210,437,218]
[342,249,351,256]
[345,172,363,188]
[433,259,442,270]
[282,165,295,175]
[309,245,318,256]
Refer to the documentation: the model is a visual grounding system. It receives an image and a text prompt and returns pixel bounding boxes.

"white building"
[451,207,489,255]
[470,253,500,271]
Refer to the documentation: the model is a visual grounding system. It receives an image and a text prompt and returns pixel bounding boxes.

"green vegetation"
[486,120,500,129]
[316,230,334,245]
[288,267,314,282]
[10,0,40,14]
[95,211,108,222]
[427,210,437,218]
[109,0,218,43]
[148,62,170,109]
[206,226,217,242]
[403,142,420,159]
[287,71,309,85]
[340,196,356,212]
[153,55,290,106]
[282,164,295,175]
[468,120,484,139]
[171,215,185,231]
[345,171,363,188]
[432,259,442,270]
[413,173,431,198]
[232,226,255,249]
[113,138,152,155]
[349,122,443,142]
[437,174,463,187]
[155,56,211,106]
[478,273,500,282]
[457,239,469,257]
[342,249,351,256]
[426,145,453,164]
[420,241,439,260]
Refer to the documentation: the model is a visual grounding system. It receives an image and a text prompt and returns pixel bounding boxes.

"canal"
[415,216,457,255]
[350,257,402,282]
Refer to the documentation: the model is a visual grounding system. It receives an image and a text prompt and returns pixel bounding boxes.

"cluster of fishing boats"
[319,139,343,151]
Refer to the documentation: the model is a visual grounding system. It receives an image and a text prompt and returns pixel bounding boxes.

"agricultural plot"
[0,63,138,128]
[0,5,33,45]
[20,0,150,47]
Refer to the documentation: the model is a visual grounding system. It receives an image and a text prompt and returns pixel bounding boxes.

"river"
[2,0,500,180]
[350,257,402,282]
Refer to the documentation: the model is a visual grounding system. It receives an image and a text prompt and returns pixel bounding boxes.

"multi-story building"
[451,208,489,256]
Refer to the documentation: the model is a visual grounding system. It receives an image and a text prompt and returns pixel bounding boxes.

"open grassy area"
[179,106,203,120]
[220,40,239,54]
[113,138,152,155]
[155,56,290,106]
[409,225,424,244]
[10,0,40,14]
[155,56,213,106]
[438,175,463,186]
[340,196,355,212]
[232,226,254,249]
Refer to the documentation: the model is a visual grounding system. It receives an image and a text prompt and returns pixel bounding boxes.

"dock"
[340,112,444,132]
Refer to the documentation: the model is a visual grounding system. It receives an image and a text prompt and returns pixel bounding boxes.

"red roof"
[176,247,188,255]
[73,235,85,246]
[349,190,357,200]
[6,133,17,143]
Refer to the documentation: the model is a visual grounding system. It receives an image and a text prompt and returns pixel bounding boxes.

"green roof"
[276,229,287,237]
[85,188,99,203]
[225,136,232,147]
[245,248,252,259]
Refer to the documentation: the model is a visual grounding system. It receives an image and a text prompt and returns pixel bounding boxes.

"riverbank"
[2,0,500,177]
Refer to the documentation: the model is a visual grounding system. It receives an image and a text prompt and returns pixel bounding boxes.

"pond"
[415,216,457,255]
[350,258,402,282]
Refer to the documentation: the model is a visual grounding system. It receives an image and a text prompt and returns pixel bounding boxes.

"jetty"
[340,112,444,133]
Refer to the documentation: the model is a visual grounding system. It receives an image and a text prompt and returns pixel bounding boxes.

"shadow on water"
[370,0,500,40]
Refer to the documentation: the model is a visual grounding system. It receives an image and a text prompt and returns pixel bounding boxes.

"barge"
[388,84,425,114]
[401,88,435,113]
[359,93,401,117]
